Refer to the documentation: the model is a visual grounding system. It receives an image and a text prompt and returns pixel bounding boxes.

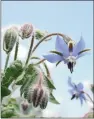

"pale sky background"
[1,1,93,117]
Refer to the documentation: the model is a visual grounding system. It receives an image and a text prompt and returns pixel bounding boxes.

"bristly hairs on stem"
[4,52,10,71]
[84,92,94,104]
[31,56,51,78]
[14,38,19,60]
[25,34,34,66]
[31,33,73,56]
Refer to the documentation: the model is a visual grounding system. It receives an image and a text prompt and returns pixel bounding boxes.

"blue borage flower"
[68,77,86,105]
[43,35,90,73]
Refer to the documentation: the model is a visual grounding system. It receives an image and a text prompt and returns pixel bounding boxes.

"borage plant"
[1,23,93,118]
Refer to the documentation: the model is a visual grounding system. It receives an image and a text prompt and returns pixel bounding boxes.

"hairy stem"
[14,39,19,60]
[34,59,46,65]
[85,92,94,104]
[25,35,34,66]
[4,52,10,71]
[31,33,72,55]
[31,57,51,78]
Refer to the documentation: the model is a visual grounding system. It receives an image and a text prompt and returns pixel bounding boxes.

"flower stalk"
[25,35,34,66]
[14,39,19,60]
[85,92,94,104]
[4,52,10,71]
[31,33,72,55]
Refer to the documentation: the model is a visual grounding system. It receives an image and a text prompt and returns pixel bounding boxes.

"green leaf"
[1,109,15,118]
[15,70,26,85]
[20,64,39,96]
[45,76,56,89]
[49,93,60,104]
[1,60,23,87]
[1,86,11,99]
[35,30,45,40]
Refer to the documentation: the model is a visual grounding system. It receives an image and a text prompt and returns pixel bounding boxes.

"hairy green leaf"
[1,86,11,99]
[20,64,39,96]
[1,60,23,87]
[45,76,56,90]
[15,71,26,85]
[49,93,60,104]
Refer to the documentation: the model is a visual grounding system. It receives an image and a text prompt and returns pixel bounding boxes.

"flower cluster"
[2,22,92,118]
[27,72,49,109]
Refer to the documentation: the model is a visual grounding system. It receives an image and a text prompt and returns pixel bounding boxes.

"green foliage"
[44,76,56,90]
[15,64,39,97]
[35,30,45,40]
[15,70,26,85]
[1,98,20,118]
[1,60,23,87]
[35,30,51,41]
[1,86,11,99]
[1,60,23,99]
[20,64,38,96]
[49,93,60,104]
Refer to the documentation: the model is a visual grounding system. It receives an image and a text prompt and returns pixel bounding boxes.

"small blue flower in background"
[68,77,86,105]
[43,35,90,73]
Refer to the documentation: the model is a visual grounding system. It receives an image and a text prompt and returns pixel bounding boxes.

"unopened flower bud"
[35,30,45,40]
[40,92,48,109]
[19,23,33,39]
[27,71,49,109]
[21,100,29,111]
[3,27,18,54]
[32,88,43,107]
[35,30,51,41]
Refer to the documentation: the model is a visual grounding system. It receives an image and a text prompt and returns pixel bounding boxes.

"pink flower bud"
[19,23,33,39]
[27,71,49,109]
[40,92,48,109]
[32,88,44,107]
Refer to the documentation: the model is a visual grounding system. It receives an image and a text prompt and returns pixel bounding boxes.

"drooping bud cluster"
[27,72,49,109]
[3,27,18,54]
[19,23,34,39]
